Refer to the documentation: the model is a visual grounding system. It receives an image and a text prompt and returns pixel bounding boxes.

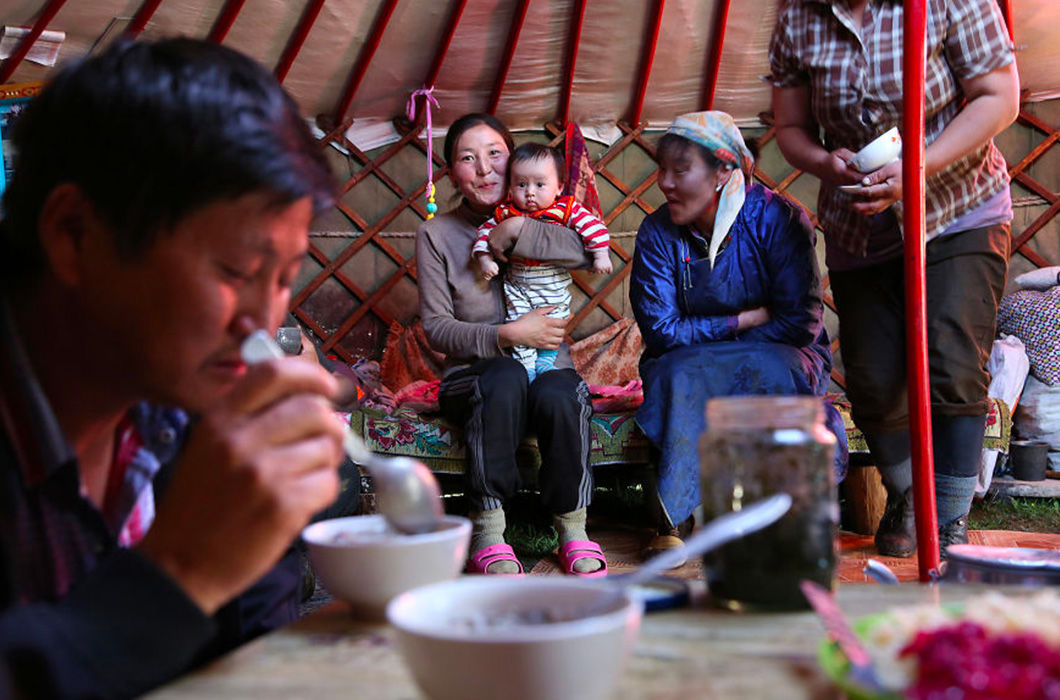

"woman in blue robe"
[630,111,848,548]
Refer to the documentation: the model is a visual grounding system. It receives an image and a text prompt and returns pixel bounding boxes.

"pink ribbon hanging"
[407,86,441,218]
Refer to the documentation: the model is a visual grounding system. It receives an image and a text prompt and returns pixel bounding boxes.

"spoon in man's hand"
[241,330,445,535]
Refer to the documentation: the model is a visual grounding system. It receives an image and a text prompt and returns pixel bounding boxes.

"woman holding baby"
[769,0,1020,556]
[416,113,607,577]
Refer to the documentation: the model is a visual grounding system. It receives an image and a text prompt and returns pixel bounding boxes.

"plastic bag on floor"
[977,335,1031,495]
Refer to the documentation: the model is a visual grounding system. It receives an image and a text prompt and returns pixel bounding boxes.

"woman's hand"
[488,217,525,262]
[736,306,770,332]
[498,307,566,349]
[849,159,902,216]
[824,148,864,187]
[773,85,863,187]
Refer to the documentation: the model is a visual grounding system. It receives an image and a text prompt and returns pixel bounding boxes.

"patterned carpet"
[529,526,1060,583]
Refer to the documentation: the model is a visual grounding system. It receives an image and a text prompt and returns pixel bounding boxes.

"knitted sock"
[553,508,603,574]
[469,508,519,574]
[934,473,977,528]
[533,349,558,378]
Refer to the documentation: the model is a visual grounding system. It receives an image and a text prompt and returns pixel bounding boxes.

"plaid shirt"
[0,300,303,697]
[769,0,1014,256]
[0,300,184,604]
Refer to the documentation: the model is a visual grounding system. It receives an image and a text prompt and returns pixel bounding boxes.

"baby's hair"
[509,142,566,185]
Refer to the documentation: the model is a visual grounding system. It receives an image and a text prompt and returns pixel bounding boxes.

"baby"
[473,143,612,381]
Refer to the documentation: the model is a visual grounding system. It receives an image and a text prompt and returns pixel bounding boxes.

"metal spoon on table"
[241,330,445,535]
[583,493,793,616]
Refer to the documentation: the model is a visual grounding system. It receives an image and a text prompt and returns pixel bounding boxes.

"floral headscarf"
[666,111,755,268]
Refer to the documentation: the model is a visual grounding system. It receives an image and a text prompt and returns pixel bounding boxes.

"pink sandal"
[557,540,608,578]
[467,543,525,576]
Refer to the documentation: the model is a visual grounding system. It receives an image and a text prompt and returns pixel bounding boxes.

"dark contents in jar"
[700,432,836,611]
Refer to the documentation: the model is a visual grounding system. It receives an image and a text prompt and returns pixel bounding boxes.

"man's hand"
[498,307,566,350]
[138,359,344,615]
[488,217,525,262]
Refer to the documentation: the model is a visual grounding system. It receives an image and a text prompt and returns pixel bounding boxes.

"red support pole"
[125,0,164,38]
[207,0,247,44]
[487,0,530,115]
[998,0,1014,41]
[700,0,731,110]
[422,0,468,93]
[558,0,587,126]
[274,0,326,83]
[331,0,400,125]
[629,0,665,126]
[902,0,940,581]
[0,0,67,85]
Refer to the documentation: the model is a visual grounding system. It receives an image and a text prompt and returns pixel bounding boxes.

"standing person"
[0,38,343,698]
[769,0,1019,555]
[472,142,612,381]
[630,111,846,558]
[416,114,607,577]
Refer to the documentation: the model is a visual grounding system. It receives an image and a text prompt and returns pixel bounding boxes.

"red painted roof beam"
[998,0,1014,41]
[422,0,468,93]
[487,0,529,114]
[701,0,731,110]
[274,0,326,83]
[558,0,587,126]
[332,0,399,124]
[629,0,665,126]
[125,0,164,38]
[0,0,68,85]
[208,0,247,44]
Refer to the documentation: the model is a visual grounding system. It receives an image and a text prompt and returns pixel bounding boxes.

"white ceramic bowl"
[302,514,470,620]
[849,126,902,173]
[387,577,643,700]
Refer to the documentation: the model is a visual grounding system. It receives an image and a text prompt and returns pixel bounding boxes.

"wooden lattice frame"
[297,109,1060,389]
[3,0,1049,384]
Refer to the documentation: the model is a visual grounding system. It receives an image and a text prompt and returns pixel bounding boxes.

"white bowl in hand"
[302,514,470,620]
[387,577,643,700]
[849,127,902,173]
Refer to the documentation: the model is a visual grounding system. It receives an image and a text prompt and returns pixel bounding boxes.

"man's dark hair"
[508,142,566,185]
[0,37,335,291]
[443,112,515,167]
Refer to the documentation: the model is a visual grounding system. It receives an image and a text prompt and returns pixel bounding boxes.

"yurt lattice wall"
[1,0,1055,393]
[294,105,1060,393]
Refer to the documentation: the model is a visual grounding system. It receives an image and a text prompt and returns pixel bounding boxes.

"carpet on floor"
[529,528,1060,583]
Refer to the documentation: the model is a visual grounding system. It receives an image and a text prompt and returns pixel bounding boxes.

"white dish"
[849,127,902,173]
[302,514,470,620]
[387,577,643,700]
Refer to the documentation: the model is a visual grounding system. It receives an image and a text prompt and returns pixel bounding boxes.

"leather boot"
[874,487,917,558]
[938,516,969,559]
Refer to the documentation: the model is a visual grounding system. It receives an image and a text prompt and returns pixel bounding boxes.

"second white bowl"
[387,577,643,700]
[302,514,470,620]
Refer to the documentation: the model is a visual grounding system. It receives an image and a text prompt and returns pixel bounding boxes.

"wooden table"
[148,583,1017,699]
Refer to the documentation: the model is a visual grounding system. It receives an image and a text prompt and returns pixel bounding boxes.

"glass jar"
[699,395,837,610]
